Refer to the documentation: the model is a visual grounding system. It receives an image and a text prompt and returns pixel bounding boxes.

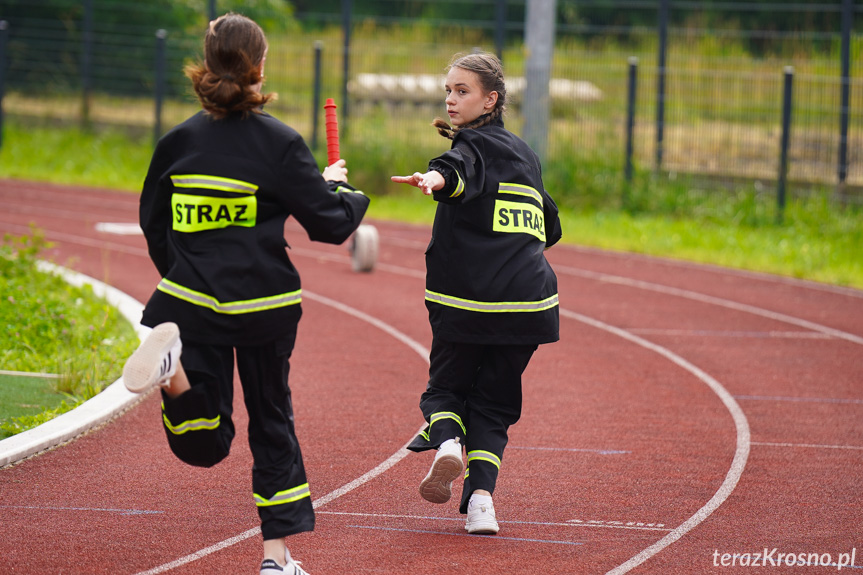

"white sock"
[470,493,493,507]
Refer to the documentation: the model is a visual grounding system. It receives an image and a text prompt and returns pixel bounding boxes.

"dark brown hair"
[184,13,275,119]
[433,52,508,140]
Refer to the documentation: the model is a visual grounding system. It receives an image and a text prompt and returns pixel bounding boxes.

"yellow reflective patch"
[253,483,311,507]
[498,182,542,206]
[468,449,502,469]
[162,412,220,435]
[172,193,257,232]
[170,174,258,194]
[156,279,301,314]
[492,199,546,241]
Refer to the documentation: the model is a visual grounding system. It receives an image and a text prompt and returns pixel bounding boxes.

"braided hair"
[433,52,507,140]
[184,13,275,120]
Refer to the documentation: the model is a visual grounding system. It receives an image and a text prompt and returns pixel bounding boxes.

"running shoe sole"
[466,516,500,535]
[122,322,180,393]
[419,452,463,504]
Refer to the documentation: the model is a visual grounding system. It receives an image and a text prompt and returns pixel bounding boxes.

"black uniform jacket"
[426,116,561,346]
[140,109,369,346]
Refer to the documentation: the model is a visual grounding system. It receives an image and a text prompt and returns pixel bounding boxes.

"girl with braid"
[391,52,561,534]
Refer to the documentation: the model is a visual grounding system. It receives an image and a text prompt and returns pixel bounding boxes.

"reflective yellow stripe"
[450,171,465,198]
[429,411,466,435]
[333,185,365,195]
[254,483,311,507]
[157,278,301,314]
[171,193,257,232]
[425,290,559,313]
[170,174,258,194]
[161,407,220,436]
[467,449,502,469]
[498,182,542,206]
[493,199,546,241]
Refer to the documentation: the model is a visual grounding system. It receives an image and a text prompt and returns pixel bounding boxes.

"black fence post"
[153,29,167,149]
[0,21,8,151]
[311,41,323,150]
[495,0,506,62]
[625,57,638,184]
[81,0,93,129]
[209,0,217,22]
[837,0,852,193]
[778,66,794,224]
[341,0,352,134]
[655,0,669,170]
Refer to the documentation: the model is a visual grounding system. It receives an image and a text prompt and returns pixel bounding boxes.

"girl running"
[123,13,369,574]
[391,52,561,534]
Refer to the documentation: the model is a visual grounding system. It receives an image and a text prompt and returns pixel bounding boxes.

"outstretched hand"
[323,159,348,182]
[391,171,445,196]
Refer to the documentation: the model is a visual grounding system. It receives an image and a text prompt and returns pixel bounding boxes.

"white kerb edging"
[0,262,148,468]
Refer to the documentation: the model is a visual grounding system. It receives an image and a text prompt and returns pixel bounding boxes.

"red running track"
[0,179,861,574]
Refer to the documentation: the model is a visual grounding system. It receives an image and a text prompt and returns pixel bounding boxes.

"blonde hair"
[184,13,275,119]
[433,52,508,140]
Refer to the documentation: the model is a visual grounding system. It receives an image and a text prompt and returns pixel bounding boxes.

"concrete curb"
[0,262,148,468]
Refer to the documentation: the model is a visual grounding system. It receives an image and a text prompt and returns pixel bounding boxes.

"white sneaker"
[465,497,500,534]
[122,322,182,393]
[419,438,464,504]
[260,549,310,575]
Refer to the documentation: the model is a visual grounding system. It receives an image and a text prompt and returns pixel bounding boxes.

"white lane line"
[557,265,863,346]
[508,445,630,455]
[735,395,863,405]
[132,290,429,575]
[752,441,863,451]
[554,243,863,299]
[0,504,162,515]
[350,524,586,545]
[288,246,427,279]
[627,328,832,339]
[316,511,671,532]
[0,222,151,257]
[95,222,143,235]
[559,309,751,575]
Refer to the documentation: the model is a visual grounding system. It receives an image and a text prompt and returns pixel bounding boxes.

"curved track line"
[556,243,863,299]
[557,265,863,346]
[133,290,430,575]
[559,309,750,575]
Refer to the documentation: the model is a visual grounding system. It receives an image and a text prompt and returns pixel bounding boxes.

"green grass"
[0,374,68,420]
[0,228,140,438]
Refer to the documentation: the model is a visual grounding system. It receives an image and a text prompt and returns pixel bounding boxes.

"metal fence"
[1,0,861,202]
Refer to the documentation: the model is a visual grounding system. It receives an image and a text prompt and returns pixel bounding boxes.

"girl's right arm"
[390,171,445,196]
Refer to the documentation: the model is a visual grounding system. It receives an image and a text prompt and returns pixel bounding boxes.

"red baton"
[324,98,340,166]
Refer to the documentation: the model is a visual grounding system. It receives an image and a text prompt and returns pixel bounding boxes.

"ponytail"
[186,13,275,120]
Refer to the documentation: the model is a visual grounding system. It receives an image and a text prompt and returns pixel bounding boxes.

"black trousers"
[407,337,537,513]
[160,329,315,540]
